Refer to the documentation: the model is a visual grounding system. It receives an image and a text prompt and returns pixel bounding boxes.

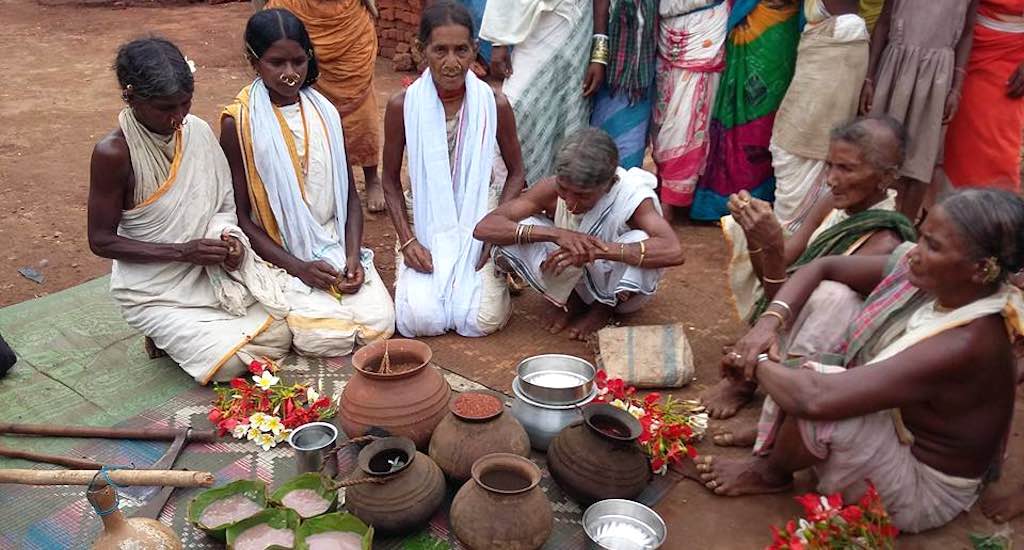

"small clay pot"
[450,453,553,550]
[344,436,446,535]
[89,483,182,550]
[428,392,530,483]
[547,404,651,505]
[340,339,450,449]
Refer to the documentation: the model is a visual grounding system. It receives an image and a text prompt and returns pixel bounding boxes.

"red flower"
[881,525,899,538]
[230,378,250,391]
[208,408,222,423]
[686,445,698,458]
[312,396,332,411]
[248,360,265,375]
[839,505,862,524]
[644,392,662,406]
[650,456,666,473]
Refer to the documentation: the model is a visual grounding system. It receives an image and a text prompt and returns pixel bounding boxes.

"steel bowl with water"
[516,354,596,405]
[583,499,667,550]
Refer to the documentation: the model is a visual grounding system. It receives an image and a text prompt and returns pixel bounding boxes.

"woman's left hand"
[722,318,782,381]
[334,262,365,295]
[731,192,783,249]
[222,235,244,272]
[583,63,605,97]
[942,84,962,124]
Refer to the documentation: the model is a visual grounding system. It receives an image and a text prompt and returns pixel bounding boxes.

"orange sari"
[944,0,1024,192]
[266,0,380,167]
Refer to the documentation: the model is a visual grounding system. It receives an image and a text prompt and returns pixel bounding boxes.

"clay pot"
[450,453,553,550]
[344,436,446,535]
[88,483,182,550]
[340,339,450,449]
[429,391,531,483]
[547,404,651,505]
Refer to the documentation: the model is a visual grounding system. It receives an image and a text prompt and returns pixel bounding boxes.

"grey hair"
[554,128,619,188]
[829,115,908,172]
[114,38,194,100]
[940,188,1024,278]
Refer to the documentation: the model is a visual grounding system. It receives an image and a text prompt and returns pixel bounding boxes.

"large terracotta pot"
[428,391,530,483]
[450,453,553,550]
[89,483,182,550]
[340,339,450,449]
[547,404,651,505]
[344,437,446,535]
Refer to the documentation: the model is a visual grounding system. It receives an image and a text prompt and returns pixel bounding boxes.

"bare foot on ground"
[712,423,758,448]
[567,303,614,341]
[363,167,385,213]
[694,455,792,496]
[981,485,1024,523]
[544,293,584,334]
[701,377,757,419]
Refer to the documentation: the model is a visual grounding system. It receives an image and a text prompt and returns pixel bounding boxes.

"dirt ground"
[1,0,1023,548]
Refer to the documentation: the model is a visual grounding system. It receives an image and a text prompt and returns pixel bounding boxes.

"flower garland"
[767,482,899,549]
[208,358,336,451]
[594,370,708,474]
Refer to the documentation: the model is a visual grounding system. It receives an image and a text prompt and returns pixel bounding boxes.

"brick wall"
[376,0,424,71]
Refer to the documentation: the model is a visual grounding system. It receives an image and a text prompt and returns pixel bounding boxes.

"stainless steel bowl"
[516,354,596,405]
[510,377,595,451]
[583,499,667,550]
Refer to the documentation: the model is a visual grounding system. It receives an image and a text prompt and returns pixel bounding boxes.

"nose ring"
[279,73,300,87]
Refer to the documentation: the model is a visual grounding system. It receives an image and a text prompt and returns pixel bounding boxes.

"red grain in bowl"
[452,393,502,419]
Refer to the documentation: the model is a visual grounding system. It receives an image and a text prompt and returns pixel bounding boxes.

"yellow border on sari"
[132,128,184,210]
[202,314,277,385]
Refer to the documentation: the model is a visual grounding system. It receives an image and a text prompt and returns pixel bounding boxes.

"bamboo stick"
[0,469,215,487]
[0,446,103,469]
[0,423,216,442]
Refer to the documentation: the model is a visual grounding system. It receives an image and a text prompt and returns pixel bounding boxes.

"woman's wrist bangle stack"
[768,299,792,319]
[590,34,609,65]
[759,310,786,327]
[515,224,535,246]
[399,237,416,251]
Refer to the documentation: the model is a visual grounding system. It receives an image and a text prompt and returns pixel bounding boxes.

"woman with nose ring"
[702,115,918,437]
[88,37,294,384]
[474,128,685,341]
[381,1,526,338]
[221,9,396,358]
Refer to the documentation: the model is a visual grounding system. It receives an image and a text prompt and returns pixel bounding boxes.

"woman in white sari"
[89,38,292,384]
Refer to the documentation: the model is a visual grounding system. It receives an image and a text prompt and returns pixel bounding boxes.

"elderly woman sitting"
[474,128,685,340]
[695,189,1024,535]
[703,115,917,424]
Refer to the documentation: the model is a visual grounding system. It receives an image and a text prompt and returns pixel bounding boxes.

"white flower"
[306,387,320,403]
[262,415,284,435]
[257,433,277,451]
[649,419,662,432]
[252,371,280,390]
[690,412,709,432]
[249,412,268,427]
[796,519,813,543]
[232,423,250,439]
[626,405,646,419]
[275,429,291,443]
[246,425,262,441]
[184,56,197,74]
[609,399,629,411]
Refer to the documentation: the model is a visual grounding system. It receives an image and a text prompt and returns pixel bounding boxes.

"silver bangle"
[768,300,792,319]
[756,353,771,363]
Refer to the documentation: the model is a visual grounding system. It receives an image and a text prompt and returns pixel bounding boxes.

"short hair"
[829,115,909,172]
[114,37,194,100]
[244,8,319,88]
[418,1,475,45]
[554,128,619,188]
[940,188,1024,279]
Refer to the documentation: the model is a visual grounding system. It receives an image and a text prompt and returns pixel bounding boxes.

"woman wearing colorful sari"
[944,0,1024,193]
[689,0,800,222]
[704,116,916,421]
[591,0,658,172]
[696,188,1024,534]
[649,0,730,217]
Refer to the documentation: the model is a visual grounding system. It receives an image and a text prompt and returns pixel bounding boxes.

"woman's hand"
[730,191,783,249]
[222,235,244,272]
[943,83,962,123]
[294,260,339,291]
[858,79,874,115]
[1008,62,1024,99]
[403,240,435,274]
[583,62,605,97]
[490,46,513,81]
[722,317,782,381]
[334,262,365,295]
[178,238,231,266]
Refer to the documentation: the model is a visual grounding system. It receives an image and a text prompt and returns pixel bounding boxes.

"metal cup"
[287,422,338,478]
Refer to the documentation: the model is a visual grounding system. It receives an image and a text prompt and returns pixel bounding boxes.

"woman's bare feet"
[712,423,758,448]
[544,293,584,334]
[363,166,385,213]
[567,303,614,341]
[981,485,1024,523]
[701,377,757,419]
[694,455,792,496]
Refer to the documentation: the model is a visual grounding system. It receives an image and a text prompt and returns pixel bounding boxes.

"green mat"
[0,275,195,464]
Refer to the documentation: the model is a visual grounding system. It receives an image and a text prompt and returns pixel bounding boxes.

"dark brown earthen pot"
[340,339,450,449]
[547,404,651,504]
[428,392,531,483]
[88,483,182,550]
[450,453,553,550]
[344,436,446,535]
